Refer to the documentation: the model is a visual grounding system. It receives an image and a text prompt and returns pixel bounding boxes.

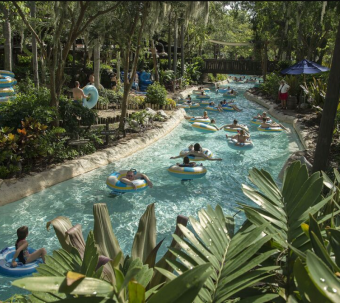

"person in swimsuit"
[184,111,209,120]
[177,156,202,167]
[72,81,88,103]
[226,129,251,146]
[11,226,46,268]
[120,169,153,190]
[219,119,249,133]
[111,73,117,90]
[260,118,288,131]
[170,143,222,161]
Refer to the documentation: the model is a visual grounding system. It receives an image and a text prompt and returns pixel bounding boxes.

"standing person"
[72,81,88,103]
[11,226,47,268]
[87,74,104,90]
[278,80,290,109]
[110,73,117,91]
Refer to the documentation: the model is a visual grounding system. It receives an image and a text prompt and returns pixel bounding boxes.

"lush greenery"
[145,82,167,106]
[6,161,340,302]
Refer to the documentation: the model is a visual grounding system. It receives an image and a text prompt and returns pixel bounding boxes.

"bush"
[101,89,123,104]
[129,95,146,108]
[145,82,167,105]
[165,98,176,108]
[259,72,282,98]
[0,81,58,128]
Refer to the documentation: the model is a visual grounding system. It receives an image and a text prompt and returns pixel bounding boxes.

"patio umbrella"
[280,59,330,75]
[280,59,330,108]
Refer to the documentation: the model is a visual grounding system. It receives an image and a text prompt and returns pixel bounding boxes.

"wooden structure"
[203,59,277,75]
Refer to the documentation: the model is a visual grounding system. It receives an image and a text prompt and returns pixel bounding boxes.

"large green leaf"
[93,203,123,262]
[12,276,114,295]
[131,203,156,263]
[158,205,276,302]
[46,216,74,253]
[148,264,213,303]
[306,251,340,302]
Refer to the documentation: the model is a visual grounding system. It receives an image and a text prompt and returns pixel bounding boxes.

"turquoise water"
[0,81,303,299]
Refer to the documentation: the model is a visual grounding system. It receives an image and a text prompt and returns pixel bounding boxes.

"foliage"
[159,70,175,86]
[284,74,300,96]
[0,81,58,128]
[98,95,109,106]
[58,98,97,135]
[208,73,228,82]
[183,62,202,84]
[126,110,152,129]
[301,77,328,108]
[145,82,167,105]
[259,72,282,98]
[165,98,176,108]
[101,89,123,104]
[129,95,146,108]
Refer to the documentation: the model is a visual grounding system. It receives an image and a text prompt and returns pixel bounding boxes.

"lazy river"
[0,80,303,299]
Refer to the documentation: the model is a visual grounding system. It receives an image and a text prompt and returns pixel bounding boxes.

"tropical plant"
[239,161,339,299]
[145,82,167,105]
[301,77,328,108]
[259,72,282,99]
[157,205,279,302]
[284,74,300,97]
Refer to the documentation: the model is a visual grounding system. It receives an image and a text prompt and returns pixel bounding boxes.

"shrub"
[284,74,300,97]
[129,95,146,108]
[165,98,176,108]
[145,82,167,105]
[0,82,58,128]
[101,89,123,104]
[259,72,282,98]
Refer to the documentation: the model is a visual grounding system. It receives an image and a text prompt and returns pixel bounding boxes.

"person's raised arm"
[11,241,28,267]
[140,174,153,188]
[170,155,182,159]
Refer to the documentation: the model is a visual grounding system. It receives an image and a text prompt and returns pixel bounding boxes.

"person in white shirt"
[278,80,290,109]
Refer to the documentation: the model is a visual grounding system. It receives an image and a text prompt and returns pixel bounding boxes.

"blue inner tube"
[168,165,207,180]
[83,85,99,109]
[0,246,42,277]
[0,76,17,88]
[0,70,15,78]
[106,170,149,194]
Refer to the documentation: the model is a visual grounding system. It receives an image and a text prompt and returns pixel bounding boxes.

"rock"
[157,110,168,119]
[145,107,157,116]
[278,152,313,181]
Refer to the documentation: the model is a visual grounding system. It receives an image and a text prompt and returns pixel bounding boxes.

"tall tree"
[12,1,121,121]
[1,2,12,71]
[29,1,39,88]
[313,18,340,172]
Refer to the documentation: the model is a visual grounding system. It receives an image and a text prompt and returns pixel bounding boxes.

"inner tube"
[106,170,149,194]
[251,118,272,125]
[0,96,16,103]
[190,103,200,108]
[0,76,16,88]
[0,87,15,97]
[188,118,210,124]
[0,70,15,78]
[227,139,254,150]
[179,148,213,161]
[192,122,218,133]
[0,247,42,277]
[82,85,99,109]
[222,106,235,111]
[224,125,249,133]
[177,104,190,108]
[201,100,210,105]
[193,89,210,93]
[196,95,210,100]
[216,88,229,93]
[257,126,283,132]
[205,106,219,111]
[168,164,207,180]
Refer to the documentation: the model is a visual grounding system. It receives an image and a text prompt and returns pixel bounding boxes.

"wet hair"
[239,129,245,135]
[194,143,201,152]
[203,111,208,116]
[262,117,267,122]
[75,81,80,87]
[17,226,28,241]
[233,119,238,124]
[183,157,190,164]
[211,119,216,123]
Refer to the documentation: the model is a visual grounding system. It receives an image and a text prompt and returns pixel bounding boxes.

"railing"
[203,59,277,75]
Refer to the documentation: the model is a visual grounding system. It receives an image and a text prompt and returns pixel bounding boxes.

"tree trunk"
[151,40,159,82]
[2,4,12,71]
[94,38,101,89]
[168,13,172,70]
[117,51,121,83]
[313,19,340,172]
[72,41,76,83]
[262,41,268,81]
[30,1,39,88]
[84,43,87,70]
[173,16,178,92]
[181,23,184,77]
